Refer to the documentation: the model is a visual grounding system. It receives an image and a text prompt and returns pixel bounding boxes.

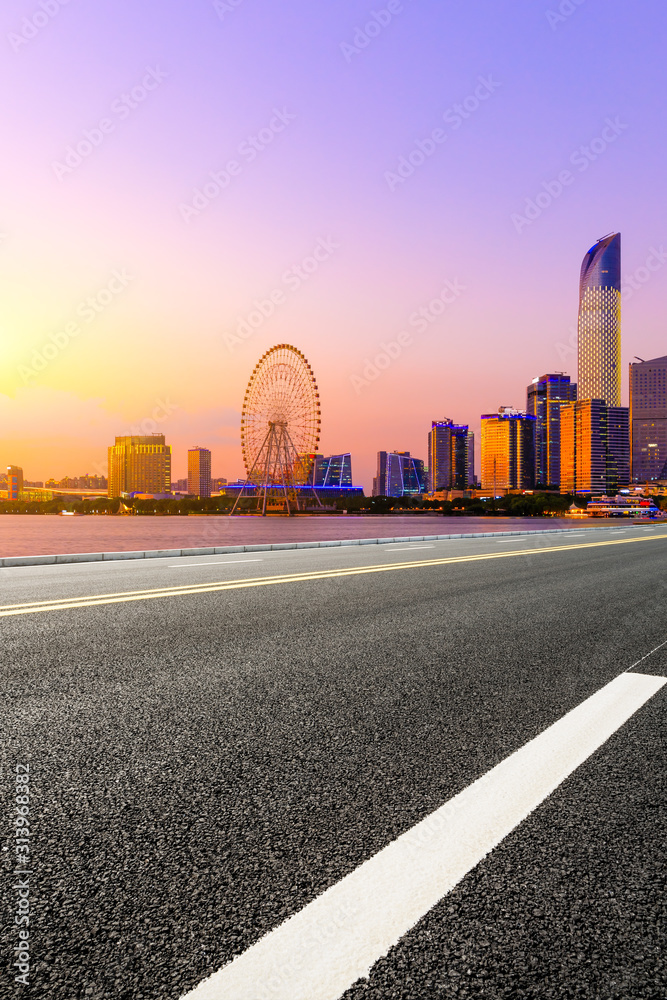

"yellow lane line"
[1,532,666,618]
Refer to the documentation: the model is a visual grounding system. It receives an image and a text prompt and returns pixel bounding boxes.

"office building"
[7,465,23,500]
[427,420,473,491]
[578,232,621,406]
[108,435,171,497]
[526,374,577,487]
[630,355,667,482]
[373,451,426,497]
[188,447,212,498]
[480,409,536,492]
[467,431,475,487]
[312,453,353,489]
[560,400,629,494]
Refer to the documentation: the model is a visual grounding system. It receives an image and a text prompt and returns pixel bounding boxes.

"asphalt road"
[1,524,666,999]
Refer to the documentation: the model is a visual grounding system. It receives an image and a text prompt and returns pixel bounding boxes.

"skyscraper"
[578,232,621,406]
[427,420,473,491]
[428,421,453,492]
[108,435,171,497]
[466,431,475,487]
[629,355,667,482]
[373,452,425,497]
[526,374,577,487]
[188,446,212,497]
[480,409,536,492]
[560,400,630,494]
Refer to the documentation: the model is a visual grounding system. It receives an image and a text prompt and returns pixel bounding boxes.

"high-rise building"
[578,232,621,406]
[629,355,667,481]
[427,420,473,491]
[7,465,23,500]
[467,431,475,487]
[480,409,536,492]
[560,400,630,494]
[526,374,577,487]
[312,453,353,488]
[428,421,452,491]
[188,447,212,498]
[108,435,171,497]
[373,452,426,497]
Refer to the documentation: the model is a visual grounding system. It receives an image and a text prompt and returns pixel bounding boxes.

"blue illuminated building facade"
[373,451,426,497]
[312,453,353,488]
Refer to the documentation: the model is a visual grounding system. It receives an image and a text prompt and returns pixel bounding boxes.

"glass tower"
[578,233,621,406]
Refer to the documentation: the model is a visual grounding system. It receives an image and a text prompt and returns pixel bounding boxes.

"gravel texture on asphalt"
[1,531,666,999]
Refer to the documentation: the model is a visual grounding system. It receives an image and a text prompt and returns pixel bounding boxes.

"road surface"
[2,524,666,999]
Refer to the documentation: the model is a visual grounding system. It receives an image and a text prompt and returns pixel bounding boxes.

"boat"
[586,495,661,518]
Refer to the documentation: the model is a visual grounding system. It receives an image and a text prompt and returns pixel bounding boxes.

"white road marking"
[495,538,524,543]
[384,545,435,551]
[180,670,666,1000]
[169,559,263,568]
[628,636,667,670]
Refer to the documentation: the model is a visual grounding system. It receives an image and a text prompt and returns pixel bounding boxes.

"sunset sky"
[1,0,666,489]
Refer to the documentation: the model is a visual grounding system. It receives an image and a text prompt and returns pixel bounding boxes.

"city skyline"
[1,1,666,491]
[5,240,659,495]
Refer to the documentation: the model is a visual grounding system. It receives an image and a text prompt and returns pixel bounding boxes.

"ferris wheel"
[232,344,322,515]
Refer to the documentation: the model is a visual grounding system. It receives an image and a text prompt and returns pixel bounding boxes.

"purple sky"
[1,0,666,488]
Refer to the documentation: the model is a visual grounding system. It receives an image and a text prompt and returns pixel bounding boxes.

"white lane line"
[628,636,667,671]
[180,670,666,1000]
[495,538,524,543]
[169,559,263,568]
[384,545,435,551]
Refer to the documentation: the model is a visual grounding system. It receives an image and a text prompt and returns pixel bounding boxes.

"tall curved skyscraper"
[577,232,621,405]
